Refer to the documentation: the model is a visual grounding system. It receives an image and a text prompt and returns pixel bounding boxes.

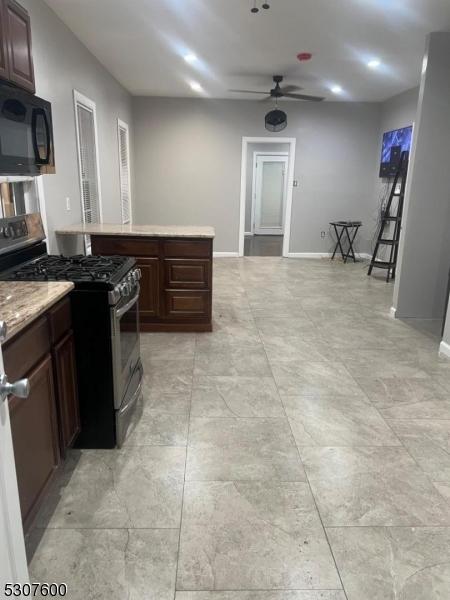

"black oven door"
[111,282,141,412]
[0,83,54,175]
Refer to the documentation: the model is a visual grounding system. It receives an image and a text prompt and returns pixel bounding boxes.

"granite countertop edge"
[55,223,215,239]
[0,281,74,343]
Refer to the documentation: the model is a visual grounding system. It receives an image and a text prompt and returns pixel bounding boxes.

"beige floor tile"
[301,446,450,526]
[327,526,450,600]
[28,529,179,600]
[191,376,284,418]
[186,417,305,481]
[284,395,401,447]
[177,481,342,591]
[36,448,185,529]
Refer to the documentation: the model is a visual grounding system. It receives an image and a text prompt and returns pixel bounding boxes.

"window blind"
[76,102,100,225]
[118,122,131,224]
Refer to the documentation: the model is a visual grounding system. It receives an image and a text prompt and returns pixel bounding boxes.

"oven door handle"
[115,284,140,319]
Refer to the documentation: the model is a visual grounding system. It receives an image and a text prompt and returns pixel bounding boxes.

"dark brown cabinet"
[91,235,213,332]
[4,296,80,532]
[0,2,9,80]
[53,331,80,452]
[8,354,60,531]
[138,257,160,318]
[0,0,35,93]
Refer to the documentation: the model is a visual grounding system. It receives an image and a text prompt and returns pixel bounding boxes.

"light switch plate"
[293,180,299,187]
[65,197,71,211]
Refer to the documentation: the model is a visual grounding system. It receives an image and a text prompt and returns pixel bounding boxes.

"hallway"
[28,257,450,599]
[244,234,283,256]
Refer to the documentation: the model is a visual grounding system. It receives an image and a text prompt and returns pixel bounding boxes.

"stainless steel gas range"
[0,213,143,448]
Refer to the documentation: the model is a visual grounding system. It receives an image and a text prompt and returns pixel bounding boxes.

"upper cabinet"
[0,0,35,93]
[0,2,9,81]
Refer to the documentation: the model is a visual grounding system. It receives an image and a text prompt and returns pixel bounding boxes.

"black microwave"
[0,81,55,176]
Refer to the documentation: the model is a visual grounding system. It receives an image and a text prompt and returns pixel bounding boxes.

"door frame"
[239,137,296,257]
[0,337,29,584]
[252,152,289,235]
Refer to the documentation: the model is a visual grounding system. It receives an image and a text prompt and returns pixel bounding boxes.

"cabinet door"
[4,0,35,93]
[54,330,80,452]
[138,257,159,317]
[0,1,9,80]
[9,354,60,529]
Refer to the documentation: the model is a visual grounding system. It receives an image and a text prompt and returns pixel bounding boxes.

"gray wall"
[22,0,133,253]
[379,87,419,134]
[394,32,450,320]
[132,97,381,254]
[244,143,289,233]
[369,87,419,260]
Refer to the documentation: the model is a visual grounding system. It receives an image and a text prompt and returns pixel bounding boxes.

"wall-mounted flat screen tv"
[379,125,413,178]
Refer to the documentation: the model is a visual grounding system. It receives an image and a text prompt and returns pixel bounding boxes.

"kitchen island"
[56,223,215,332]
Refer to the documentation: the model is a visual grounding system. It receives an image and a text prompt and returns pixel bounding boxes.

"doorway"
[239,137,296,257]
[254,154,288,235]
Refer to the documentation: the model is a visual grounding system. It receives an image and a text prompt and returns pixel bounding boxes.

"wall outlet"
[65,197,71,211]
[320,231,326,238]
[293,179,299,187]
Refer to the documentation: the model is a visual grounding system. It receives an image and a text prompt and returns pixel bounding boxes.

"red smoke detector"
[297,52,312,62]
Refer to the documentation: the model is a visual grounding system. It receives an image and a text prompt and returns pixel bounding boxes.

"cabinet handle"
[0,374,30,403]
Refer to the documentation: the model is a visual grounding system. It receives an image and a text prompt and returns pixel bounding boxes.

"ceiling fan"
[229,75,325,102]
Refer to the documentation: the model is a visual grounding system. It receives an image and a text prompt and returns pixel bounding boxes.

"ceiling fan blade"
[259,95,273,102]
[282,92,325,102]
[280,85,302,93]
[228,89,268,94]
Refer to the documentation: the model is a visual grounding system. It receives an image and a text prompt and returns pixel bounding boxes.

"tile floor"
[28,257,450,599]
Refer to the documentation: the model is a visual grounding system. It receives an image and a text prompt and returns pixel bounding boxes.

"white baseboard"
[439,341,450,359]
[244,232,253,236]
[287,252,371,260]
[390,306,397,319]
[213,252,239,258]
[287,252,331,259]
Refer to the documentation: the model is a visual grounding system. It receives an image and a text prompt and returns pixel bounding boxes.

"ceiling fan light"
[265,109,287,132]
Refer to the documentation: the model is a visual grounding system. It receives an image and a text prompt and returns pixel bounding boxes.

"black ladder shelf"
[368,150,409,282]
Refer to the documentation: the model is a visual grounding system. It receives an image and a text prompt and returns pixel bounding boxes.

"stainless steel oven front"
[110,268,143,446]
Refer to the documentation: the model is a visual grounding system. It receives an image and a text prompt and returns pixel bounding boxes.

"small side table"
[330,221,362,263]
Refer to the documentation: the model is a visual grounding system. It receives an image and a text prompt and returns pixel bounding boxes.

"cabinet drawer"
[163,239,211,258]
[4,317,50,382]
[164,259,211,289]
[48,297,72,344]
[164,290,211,318]
[91,236,159,257]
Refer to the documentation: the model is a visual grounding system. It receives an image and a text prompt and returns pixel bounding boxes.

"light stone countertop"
[55,223,215,239]
[0,281,74,343]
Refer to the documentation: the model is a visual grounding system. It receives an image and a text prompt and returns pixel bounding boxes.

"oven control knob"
[121,282,131,296]
[136,268,142,281]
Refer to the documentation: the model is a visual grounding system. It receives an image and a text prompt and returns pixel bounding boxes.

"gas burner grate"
[10,254,130,283]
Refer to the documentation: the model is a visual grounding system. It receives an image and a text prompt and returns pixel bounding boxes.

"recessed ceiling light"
[184,53,197,64]
[330,85,343,95]
[190,81,203,92]
[367,59,381,69]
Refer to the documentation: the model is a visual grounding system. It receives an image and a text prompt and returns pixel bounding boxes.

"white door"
[0,322,29,587]
[254,155,288,235]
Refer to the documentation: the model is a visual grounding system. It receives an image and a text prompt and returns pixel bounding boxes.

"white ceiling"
[44,0,450,102]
